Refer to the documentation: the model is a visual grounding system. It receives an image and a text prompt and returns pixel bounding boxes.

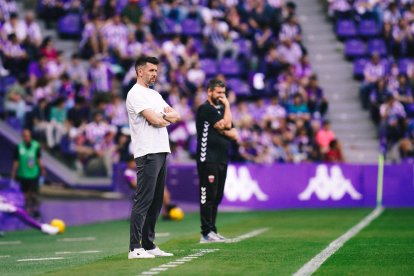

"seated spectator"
[2,33,28,76]
[1,12,27,42]
[360,53,386,109]
[287,93,310,123]
[277,38,303,66]
[40,36,58,60]
[4,76,28,124]
[324,139,345,163]
[204,17,238,61]
[46,97,67,149]
[305,75,328,118]
[23,11,42,48]
[369,78,391,124]
[316,119,336,154]
[100,14,128,55]
[392,74,413,105]
[379,94,407,148]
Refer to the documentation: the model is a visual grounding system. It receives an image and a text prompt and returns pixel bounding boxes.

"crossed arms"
[141,106,181,127]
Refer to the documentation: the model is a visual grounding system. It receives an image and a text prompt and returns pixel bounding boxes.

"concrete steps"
[294,0,379,163]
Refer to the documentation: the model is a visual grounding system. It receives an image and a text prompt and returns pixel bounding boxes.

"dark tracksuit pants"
[130,153,167,250]
[197,162,228,236]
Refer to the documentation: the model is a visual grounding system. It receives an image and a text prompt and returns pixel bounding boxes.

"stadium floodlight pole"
[376,153,384,208]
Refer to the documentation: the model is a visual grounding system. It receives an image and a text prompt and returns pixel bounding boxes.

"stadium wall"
[113,162,414,209]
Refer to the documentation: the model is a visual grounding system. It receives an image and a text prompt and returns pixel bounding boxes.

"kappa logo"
[201,187,207,204]
[298,165,362,201]
[224,165,268,202]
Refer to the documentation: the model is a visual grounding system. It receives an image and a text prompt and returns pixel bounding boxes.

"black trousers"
[130,153,167,250]
[197,162,228,236]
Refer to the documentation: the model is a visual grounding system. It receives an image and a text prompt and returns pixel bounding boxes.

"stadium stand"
[0,0,344,178]
[327,0,414,162]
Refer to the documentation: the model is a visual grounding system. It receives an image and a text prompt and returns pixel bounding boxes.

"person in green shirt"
[11,129,46,218]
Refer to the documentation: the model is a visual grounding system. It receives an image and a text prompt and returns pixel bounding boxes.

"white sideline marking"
[0,255,10,258]
[57,237,96,242]
[55,250,101,255]
[0,241,21,245]
[138,228,269,275]
[138,249,219,276]
[155,233,170,237]
[17,257,65,262]
[294,207,384,276]
[225,228,269,243]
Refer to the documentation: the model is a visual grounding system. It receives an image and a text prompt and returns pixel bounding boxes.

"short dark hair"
[134,56,159,74]
[207,79,226,91]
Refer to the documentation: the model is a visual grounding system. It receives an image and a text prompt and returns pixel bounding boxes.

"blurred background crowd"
[0,0,345,177]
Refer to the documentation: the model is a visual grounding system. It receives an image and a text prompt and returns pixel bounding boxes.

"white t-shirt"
[126,83,171,158]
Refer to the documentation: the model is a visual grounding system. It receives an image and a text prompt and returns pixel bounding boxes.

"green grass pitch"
[0,209,413,275]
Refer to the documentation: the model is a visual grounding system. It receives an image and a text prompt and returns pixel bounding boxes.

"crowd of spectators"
[0,0,342,177]
[327,0,414,162]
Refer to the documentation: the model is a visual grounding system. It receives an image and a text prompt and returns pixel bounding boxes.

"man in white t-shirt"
[126,56,181,259]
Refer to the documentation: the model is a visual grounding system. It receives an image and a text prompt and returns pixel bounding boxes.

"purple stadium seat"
[367,39,387,56]
[219,58,242,76]
[398,58,414,74]
[192,38,207,56]
[0,76,16,95]
[336,19,357,39]
[226,78,251,96]
[358,19,380,37]
[181,19,202,36]
[162,18,180,36]
[405,104,414,118]
[344,39,367,59]
[58,13,82,38]
[353,58,369,79]
[6,117,21,130]
[235,39,252,57]
[200,58,218,76]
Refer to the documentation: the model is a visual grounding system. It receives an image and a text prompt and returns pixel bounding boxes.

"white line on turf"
[225,228,269,243]
[17,257,66,262]
[293,207,384,276]
[0,255,10,258]
[55,250,101,255]
[139,249,219,276]
[57,237,96,242]
[0,241,21,245]
[155,233,170,237]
